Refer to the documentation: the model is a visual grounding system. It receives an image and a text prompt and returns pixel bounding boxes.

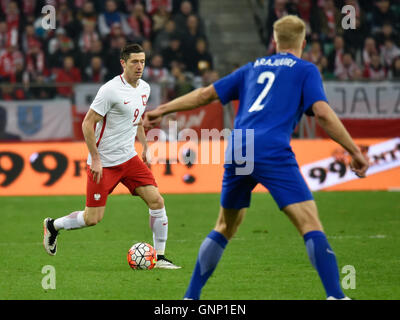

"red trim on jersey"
[96,115,107,147]
[119,74,126,85]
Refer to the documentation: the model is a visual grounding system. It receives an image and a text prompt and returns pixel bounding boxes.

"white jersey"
[87,74,150,167]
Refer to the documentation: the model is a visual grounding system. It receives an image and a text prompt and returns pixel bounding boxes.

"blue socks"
[304,230,345,299]
[184,230,228,300]
[184,229,344,299]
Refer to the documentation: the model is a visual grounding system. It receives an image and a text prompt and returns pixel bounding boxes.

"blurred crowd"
[264,0,400,80]
[0,0,216,100]
[1,0,400,103]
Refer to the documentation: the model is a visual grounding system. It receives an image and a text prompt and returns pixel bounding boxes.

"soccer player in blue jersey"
[144,15,369,299]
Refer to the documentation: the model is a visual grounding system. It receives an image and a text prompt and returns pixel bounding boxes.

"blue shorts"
[220,163,313,210]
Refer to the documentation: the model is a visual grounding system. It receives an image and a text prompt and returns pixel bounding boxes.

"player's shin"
[54,211,87,230]
[184,230,228,300]
[149,207,168,256]
[303,230,345,299]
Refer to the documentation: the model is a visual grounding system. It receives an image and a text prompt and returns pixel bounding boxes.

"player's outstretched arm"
[82,109,104,184]
[312,100,369,178]
[143,84,219,128]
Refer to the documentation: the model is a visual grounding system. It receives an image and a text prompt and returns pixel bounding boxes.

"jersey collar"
[120,74,141,89]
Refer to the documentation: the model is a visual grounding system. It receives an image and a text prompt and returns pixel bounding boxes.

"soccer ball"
[127,242,157,270]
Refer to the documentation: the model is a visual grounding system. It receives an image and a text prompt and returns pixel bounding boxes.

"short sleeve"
[213,64,249,105]
[302,65,328,116]
[90,85,113,116]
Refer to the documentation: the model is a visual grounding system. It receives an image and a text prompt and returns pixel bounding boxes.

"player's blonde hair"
[273,15,306,50]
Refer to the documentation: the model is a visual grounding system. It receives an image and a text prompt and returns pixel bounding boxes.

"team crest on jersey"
[17,105,42,135]
[141,95,147,106]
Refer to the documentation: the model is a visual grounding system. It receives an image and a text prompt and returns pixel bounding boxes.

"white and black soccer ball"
[127,242,157,270]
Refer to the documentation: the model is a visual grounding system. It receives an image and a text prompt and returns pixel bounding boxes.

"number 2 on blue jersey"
[248,71,275,112]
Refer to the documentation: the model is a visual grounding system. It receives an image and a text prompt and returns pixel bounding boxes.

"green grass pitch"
[0,191,399,300]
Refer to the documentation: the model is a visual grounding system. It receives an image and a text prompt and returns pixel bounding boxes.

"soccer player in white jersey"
[43,43,180,269]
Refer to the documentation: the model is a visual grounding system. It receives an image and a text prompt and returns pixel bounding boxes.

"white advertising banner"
[0,99,73,141]
[301,138,400,191]
[324,81,400,119]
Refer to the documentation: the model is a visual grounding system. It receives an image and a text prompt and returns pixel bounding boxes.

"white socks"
[54,211,87,230]
[53,208,168,257]
[149,207,168,256]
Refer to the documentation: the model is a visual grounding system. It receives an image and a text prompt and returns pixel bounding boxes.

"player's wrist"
[348,145,362,158]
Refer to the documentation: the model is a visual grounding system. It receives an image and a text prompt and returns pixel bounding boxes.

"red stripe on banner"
[96,115,107,147]
[316,119,400,138]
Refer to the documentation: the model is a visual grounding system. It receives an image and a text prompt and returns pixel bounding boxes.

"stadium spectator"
[126,3,152,42]
[104,35,127,79]
[181,15,206,59]
[84,56,108,83]
[25,40,47,82]
[142,53,170,109]
[79,39,106,72]
[313,0,342,43]
[0,20,8,48]
[375,22,400,48]
[169,63,194,99]
[0,83,18,100]
[33,11,53,40]
[151,3,171,36]
[98,0,130,38]
[188,37,213,75]
[5,1,20,33]
[146,0,173,16]
[362,36,379,67]
[161,35,186,70]
[19,0,39,17]
[172,0,199,14]
[78,19,101,54]
[56,3,82,40]
[8,59,28,99]
[141,39,153,65]
[265,0,290,52]
[76,1,98,22]
[54,56,81,97]
[327,35,345,74]
[121,0,143,13]
[30,74,55,99]
[48,27,69,55]
[104,22,126,50]
[343,15,369,56]
[380,38,400,68]
[370,0,398,34]
[295,0,313,35]
[389,56,400,79]
[198,68,219,87]
[153,19,177,53]
[20,23,41,53]
[303,40,324,66]
[47,30,77,69]
[173,0,204,35]
[0,44,24,82]
[334,51,362,80]
[363,53,387,80]
[0,19,18,49]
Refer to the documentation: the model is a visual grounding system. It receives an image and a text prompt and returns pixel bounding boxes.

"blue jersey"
[214,52,328,166]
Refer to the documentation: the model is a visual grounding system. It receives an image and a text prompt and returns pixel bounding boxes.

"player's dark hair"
[120,43,144,61]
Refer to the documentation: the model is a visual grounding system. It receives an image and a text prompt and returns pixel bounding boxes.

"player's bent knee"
[84,207,104,226]
[149,195,164,210]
